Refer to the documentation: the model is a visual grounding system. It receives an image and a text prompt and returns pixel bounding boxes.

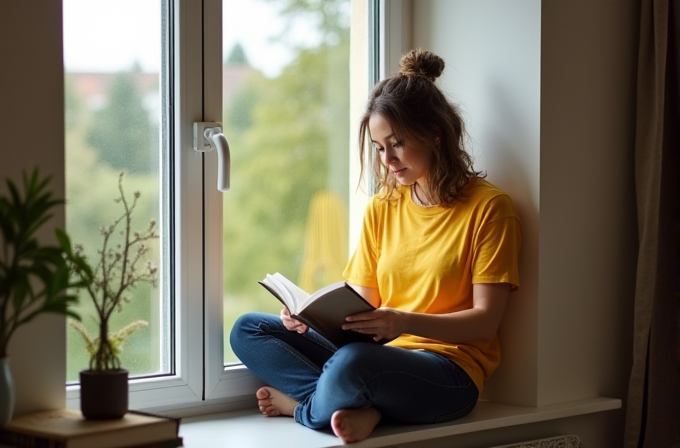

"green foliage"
[69,172,159,372]
[65,105,160,381]
[64,75,82,131]
[86,72,157,174]
[261,0,350,47]
[225,72,263,130]
[0,169,91,358]
[225,42,249,65]
[223,41,350,295]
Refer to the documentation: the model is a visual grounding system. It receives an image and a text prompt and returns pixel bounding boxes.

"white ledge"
[179,396,621,448]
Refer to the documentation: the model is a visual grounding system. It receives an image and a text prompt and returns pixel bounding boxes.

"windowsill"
[177,396,621,448]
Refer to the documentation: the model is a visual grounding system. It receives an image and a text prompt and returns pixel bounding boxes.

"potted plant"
[0,169,90,426]
[68,171,158,420]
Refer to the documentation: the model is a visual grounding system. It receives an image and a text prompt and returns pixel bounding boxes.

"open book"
[258,272,383,347]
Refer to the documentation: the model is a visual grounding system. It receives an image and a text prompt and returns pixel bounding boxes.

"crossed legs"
[230,313,479,444]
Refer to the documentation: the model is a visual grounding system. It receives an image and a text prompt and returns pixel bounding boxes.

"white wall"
[537,0,637,408]
[413,0,542,407]
[410,0,638,444]
[0,0,67,415]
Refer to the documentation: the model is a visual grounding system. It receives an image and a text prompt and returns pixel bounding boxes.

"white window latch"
[193,122,230,192]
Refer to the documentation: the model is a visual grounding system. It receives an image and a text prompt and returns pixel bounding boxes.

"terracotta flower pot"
[79,369,128,420]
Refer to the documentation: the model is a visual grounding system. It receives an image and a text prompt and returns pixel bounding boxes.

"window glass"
[63,0,171,381]
[222,0,351,363]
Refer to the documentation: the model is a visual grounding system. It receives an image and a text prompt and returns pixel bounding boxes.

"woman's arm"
[348,283,382,308]
[343,283,510,343]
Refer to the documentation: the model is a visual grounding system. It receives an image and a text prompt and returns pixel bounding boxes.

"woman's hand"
[341,283,511,343]
[342,307,406,342]
[280,307,309,334]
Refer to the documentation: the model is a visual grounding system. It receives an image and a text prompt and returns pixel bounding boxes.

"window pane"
[222,0,351,363]
[63,0,171,381]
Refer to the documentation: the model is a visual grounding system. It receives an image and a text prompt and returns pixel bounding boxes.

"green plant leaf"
[0,168,90,358]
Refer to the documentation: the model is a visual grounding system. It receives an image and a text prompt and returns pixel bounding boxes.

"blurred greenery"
[65,77,161,381]
[222,42,350,293]
[65,0,350,373]
[221,29,350,363]
[86,71,159,174]
[225,42,249,65]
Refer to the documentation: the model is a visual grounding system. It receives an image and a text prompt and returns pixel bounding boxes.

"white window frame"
[201,0,265,406]
[66,0,382,414]
[67,0,215,411]
[202,0,381,408]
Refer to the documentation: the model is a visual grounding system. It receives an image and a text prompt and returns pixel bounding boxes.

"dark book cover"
[258,280,386,347]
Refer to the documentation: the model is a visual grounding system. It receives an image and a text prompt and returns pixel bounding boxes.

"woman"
[230,48,522,444]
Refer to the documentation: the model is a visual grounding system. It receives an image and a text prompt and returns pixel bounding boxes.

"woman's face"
[368,113,432,188]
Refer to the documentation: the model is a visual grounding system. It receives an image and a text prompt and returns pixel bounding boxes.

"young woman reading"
[230,48,522,444]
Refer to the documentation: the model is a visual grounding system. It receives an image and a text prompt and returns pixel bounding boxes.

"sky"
[62,0,304,78]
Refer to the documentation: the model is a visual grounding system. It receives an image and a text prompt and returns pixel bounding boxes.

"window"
[220,0,352,365]
[63,0,170,383]
[63,0,367,411]
[64,0,208,409]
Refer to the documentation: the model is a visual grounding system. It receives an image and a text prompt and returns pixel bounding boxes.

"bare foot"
[256,387,298,417]
[331,408,381,444]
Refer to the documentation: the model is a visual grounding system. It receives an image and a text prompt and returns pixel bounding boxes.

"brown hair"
[357,49,483,206]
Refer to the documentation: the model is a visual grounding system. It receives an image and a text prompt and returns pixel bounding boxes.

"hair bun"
[398,49,444,82]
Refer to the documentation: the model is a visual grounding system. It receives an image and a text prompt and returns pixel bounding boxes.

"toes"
[260,404,280,417]
[256,387,271,400]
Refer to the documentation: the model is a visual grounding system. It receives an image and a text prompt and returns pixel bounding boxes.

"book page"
[261,274,296,311]
[272,273,310,310]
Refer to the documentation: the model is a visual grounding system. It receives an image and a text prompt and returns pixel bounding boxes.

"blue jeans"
[230,312,479,430]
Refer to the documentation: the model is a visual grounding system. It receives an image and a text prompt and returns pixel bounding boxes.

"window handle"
[193,122,231,192]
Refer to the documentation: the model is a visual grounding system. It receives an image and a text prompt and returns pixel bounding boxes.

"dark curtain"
[624,0,680,447]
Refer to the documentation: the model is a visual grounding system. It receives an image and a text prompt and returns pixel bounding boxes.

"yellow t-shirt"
[342,177,522,393]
